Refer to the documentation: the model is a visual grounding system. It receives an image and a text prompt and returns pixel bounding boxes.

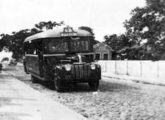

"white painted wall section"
[98,60,165,85]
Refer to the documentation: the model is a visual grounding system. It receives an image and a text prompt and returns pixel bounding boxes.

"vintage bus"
[23,26,101,92]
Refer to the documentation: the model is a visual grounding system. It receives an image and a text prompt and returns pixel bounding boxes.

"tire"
[31,75,38,83]
[54,78,63,92]
[88,80,99,91]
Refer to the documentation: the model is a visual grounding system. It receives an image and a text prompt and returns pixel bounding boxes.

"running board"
[31,73,45,81]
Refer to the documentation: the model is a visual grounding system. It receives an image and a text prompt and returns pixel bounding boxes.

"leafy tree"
[0,34,13,51]
[124,2,165,60]
[10,29,32,59]
[104,34,134,60]
[104,34,119,50]
[30,28,41,35]
[146,0,165,7]
[104,34,130,51]
[79,26,99,45]
[103,0,165,60]
[78,26,94,36]
[35,21,64,31]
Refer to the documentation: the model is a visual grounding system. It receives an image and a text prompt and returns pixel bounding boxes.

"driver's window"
[81,55,86,62]
[82,55,94,63]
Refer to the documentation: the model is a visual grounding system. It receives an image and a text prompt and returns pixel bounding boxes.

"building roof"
[93,43,113,51]
[24,27,92,42]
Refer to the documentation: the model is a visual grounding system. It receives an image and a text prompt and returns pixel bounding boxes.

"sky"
[0,0,146,41]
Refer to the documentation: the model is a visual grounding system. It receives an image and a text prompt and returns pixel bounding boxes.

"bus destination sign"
[60,26,77,37]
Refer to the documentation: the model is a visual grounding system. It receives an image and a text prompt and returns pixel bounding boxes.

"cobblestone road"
[5,65,165,120]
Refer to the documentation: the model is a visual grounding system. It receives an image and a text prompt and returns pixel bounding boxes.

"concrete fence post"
[140,61,142,77]
[105,61,107,72]
[126,60,128,75]
[115,61,117,74]
[157,61,159,78]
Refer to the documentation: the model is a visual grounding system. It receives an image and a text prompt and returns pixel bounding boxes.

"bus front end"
[49,53,101,91]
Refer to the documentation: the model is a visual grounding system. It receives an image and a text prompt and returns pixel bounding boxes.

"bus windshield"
[44,38,69,53]
[44,36,92,53]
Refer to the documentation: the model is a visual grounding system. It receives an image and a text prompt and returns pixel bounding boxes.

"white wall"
[106,61,115,74]
[127,61,141,77]
[141,61,158,79]
[98,60,165,85]
[116,61,127,75]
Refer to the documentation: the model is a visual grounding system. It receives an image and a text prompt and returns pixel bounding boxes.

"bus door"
[38,50,44,77]
[35,40,44,77]
[25,49,40,75]
[30,53,40,75]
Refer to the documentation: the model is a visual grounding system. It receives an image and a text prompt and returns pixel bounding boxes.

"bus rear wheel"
[54,78,63,92]
[88,80,99,91]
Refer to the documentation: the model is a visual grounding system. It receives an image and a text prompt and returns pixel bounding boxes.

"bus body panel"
[24,54,101,82]
[25,55,40,75]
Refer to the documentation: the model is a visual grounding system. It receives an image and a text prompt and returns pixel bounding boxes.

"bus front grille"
[71,64,91,80]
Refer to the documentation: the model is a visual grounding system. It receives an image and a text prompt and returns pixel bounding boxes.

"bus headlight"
[64,64,72,71]
[90,64,96,70]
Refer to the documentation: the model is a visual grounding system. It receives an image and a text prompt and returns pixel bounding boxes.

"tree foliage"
[35,21,64,31]
[0,20,63,60]
[104,34,133,59]
[146,0,165,7]
[104,0,165,60]
[79,26,99,45]
[78,26,94,36]
[104,34,130,51]
[124,2,165,60]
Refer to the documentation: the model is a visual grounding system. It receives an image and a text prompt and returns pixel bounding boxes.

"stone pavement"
[0,71,86,120]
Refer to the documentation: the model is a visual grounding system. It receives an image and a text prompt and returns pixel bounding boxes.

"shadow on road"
[99,80,139,92]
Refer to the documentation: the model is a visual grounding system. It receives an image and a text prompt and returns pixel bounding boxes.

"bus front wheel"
[88,80,99,91]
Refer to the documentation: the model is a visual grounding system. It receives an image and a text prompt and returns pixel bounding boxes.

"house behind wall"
[93,43,112,60]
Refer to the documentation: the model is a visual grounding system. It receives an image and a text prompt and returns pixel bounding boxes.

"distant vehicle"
[23,26,101,92]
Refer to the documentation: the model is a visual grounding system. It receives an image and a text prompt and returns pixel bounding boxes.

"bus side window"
[26,42,32,54]
[25,42,35,54]
[31,40,42,55]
